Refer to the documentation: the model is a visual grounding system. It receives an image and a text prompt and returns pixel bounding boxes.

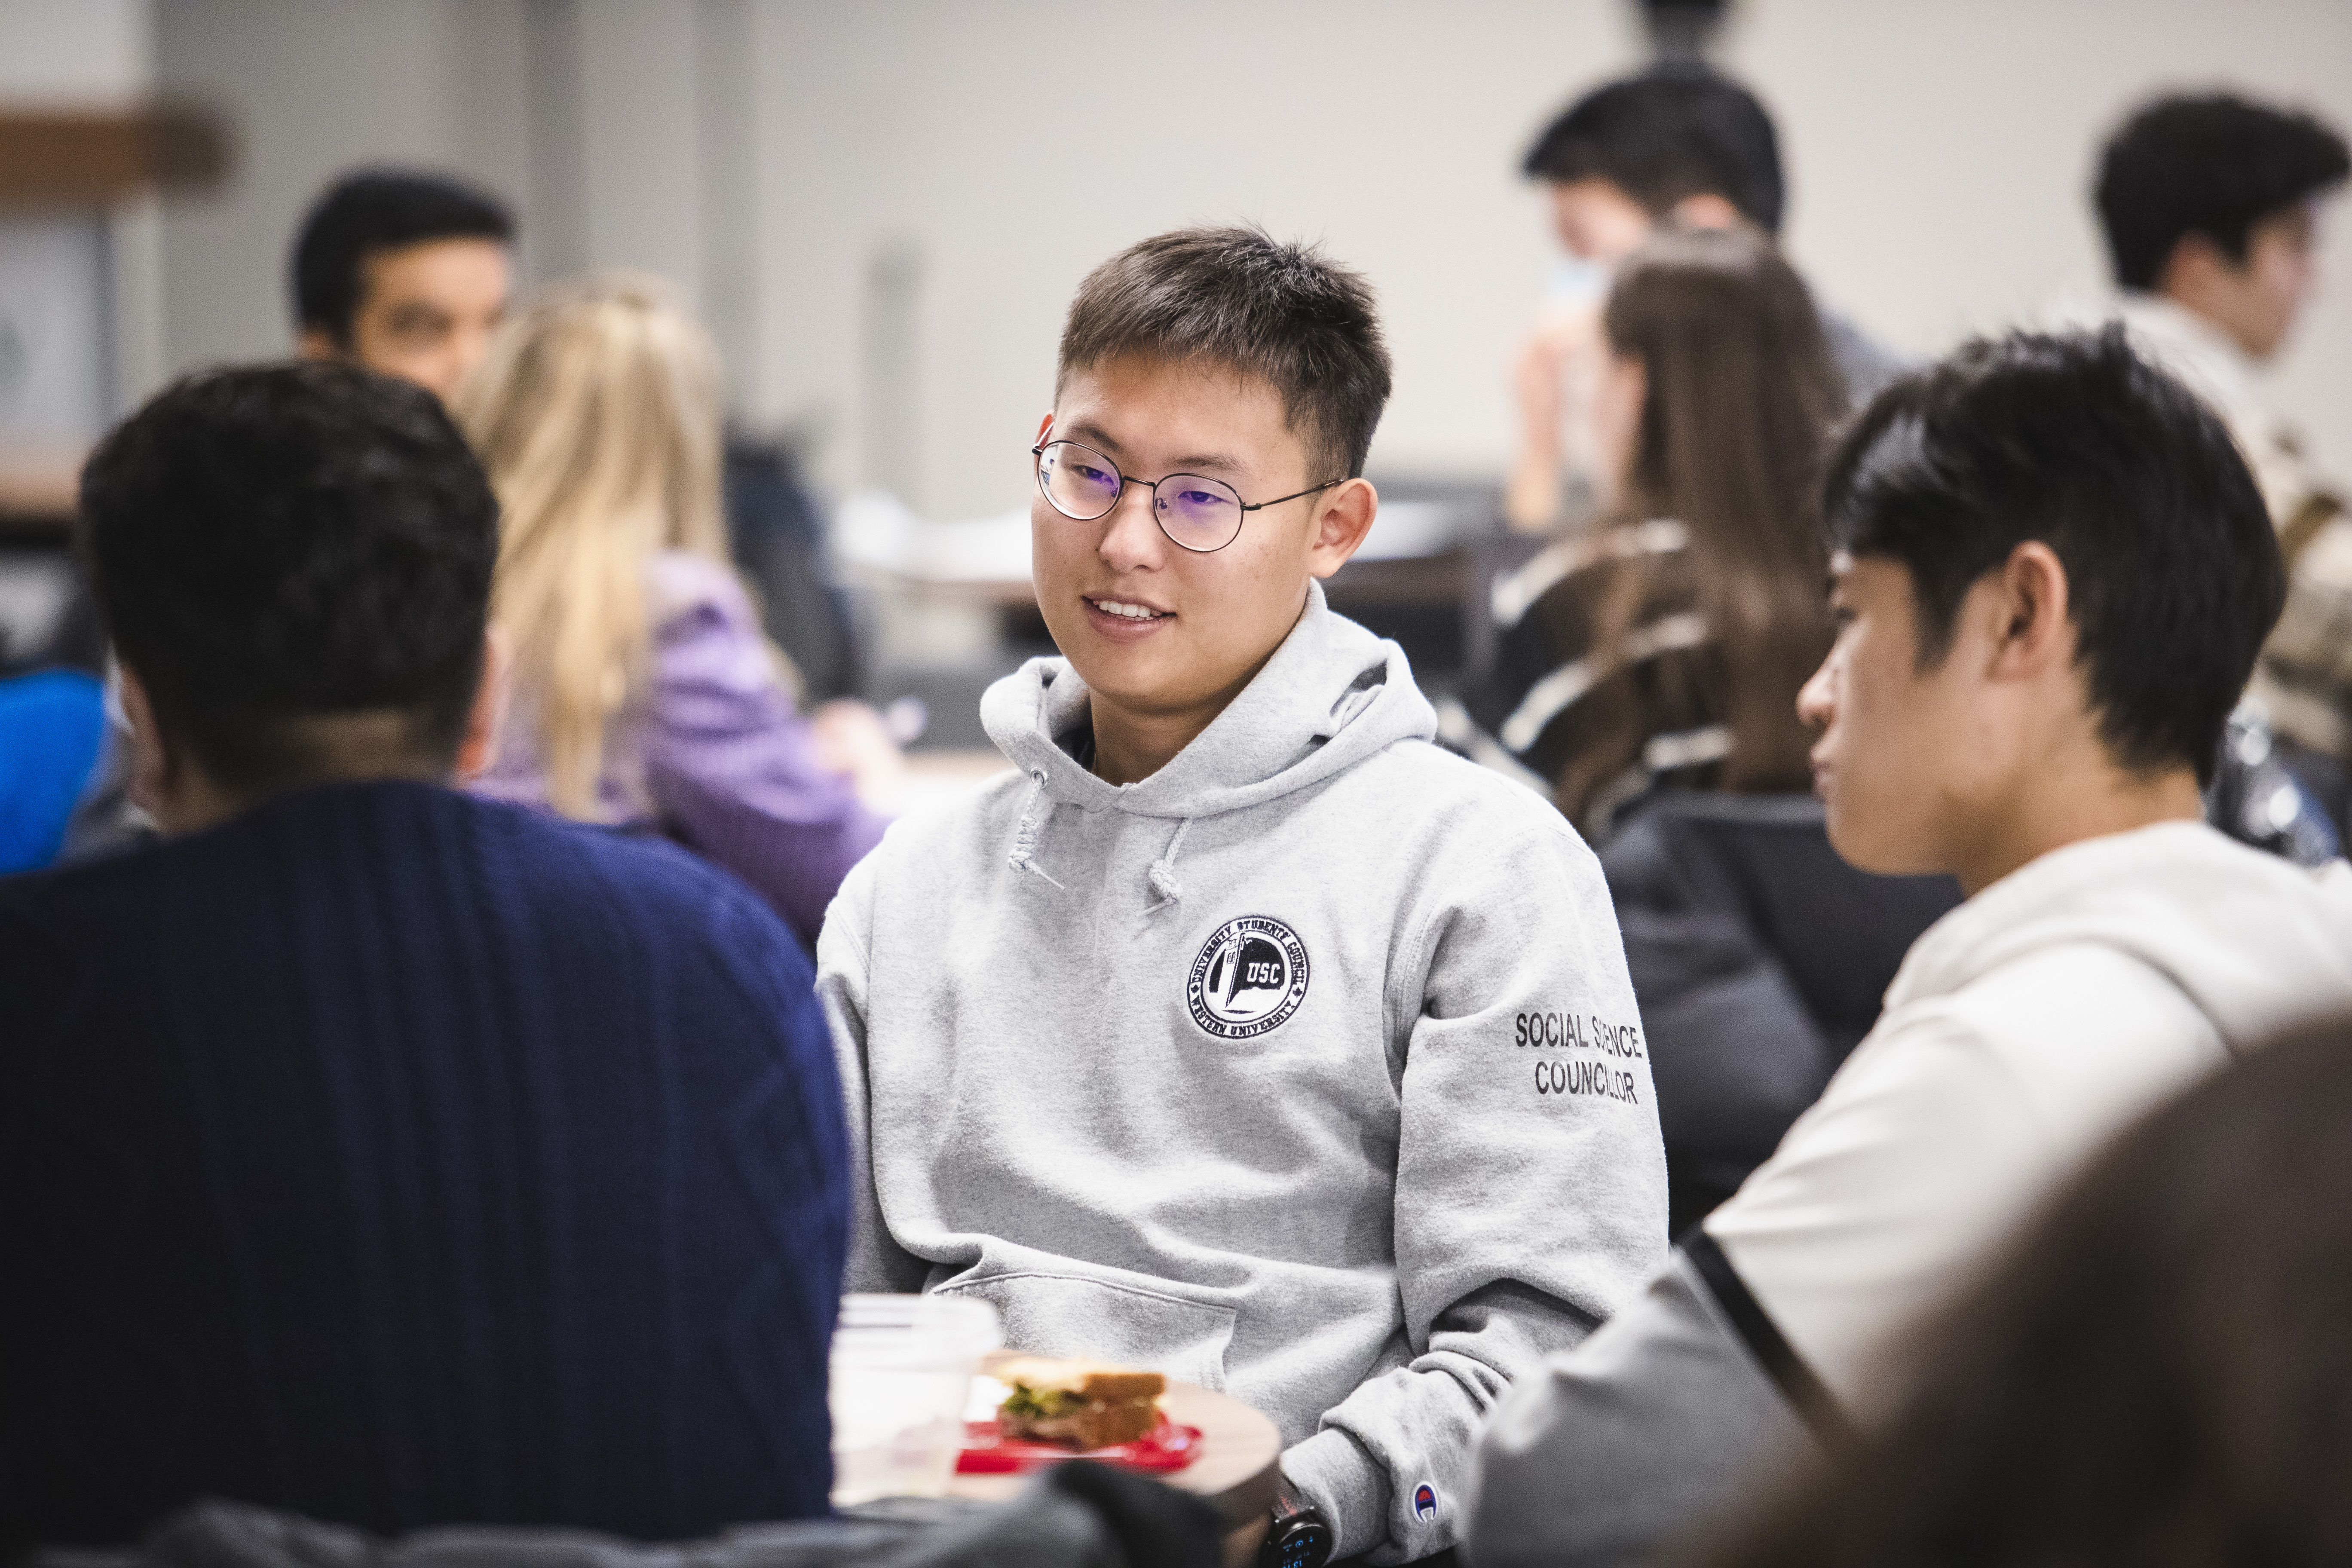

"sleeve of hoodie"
[1281,808,1671,1564]
[814,846,930,1295]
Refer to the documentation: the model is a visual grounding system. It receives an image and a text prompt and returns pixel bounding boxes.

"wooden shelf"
[0,105,230,210]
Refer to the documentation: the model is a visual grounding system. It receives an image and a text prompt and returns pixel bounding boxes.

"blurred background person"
[51,166,516,864]
[457,275,891,949]
[1464,227,1959,1237]
[2094,92,2352,835]
[291,167,515,404]
[1687,1012,2352,1568]
[1505,67,1905,533]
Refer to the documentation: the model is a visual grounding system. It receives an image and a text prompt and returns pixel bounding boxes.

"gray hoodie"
[818,586,1668,1562]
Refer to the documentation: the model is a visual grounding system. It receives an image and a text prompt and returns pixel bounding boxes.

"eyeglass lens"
[1037,441,1244,552]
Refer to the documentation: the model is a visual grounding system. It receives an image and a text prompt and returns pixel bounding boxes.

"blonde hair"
[456,274,727,820]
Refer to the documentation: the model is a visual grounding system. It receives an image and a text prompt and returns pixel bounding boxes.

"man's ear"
[1033,411,1055,445]
[116,662,174,813]
[1985,540,2073,680]
[2158,231,2250,308]
[1306,478,1378,579]
[453,628,505,783]
[1669,193,1746,232]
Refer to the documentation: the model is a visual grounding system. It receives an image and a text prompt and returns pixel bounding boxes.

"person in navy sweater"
[0,364,849,1551]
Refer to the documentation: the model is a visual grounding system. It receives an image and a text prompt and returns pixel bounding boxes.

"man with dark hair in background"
[1465,328,2352,1567]
[0,364,848,1548]
[55,171,522,861]
[2095,92,2352,830]
[292,168,515,403]
[1507,69,1903,531]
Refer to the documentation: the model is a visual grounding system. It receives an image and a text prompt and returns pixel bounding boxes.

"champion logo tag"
[1185,915,1310,1039]
[1413,1483,1437,1521]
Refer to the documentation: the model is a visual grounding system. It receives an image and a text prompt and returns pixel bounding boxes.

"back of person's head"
[292,168,514,346]
[1056,224,1392,484]
[453,272,726,820]
[79,363,497,799]
[1554,227,1844,818]
[2096,92,2349,292]
[1687,1013,2352,1568]
[1824,327,2281,786]
[1523,67,1785,233]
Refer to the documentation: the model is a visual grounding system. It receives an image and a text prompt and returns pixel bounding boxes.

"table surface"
[945,1367,1283,1530]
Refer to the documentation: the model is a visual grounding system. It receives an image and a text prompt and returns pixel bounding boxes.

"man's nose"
[1796,656,1836,729]
[1096,481,1164,569]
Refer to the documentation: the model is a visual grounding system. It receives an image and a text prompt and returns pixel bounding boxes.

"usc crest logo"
[1185,915,1310,1039]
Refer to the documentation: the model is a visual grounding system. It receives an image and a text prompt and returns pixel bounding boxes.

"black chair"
[1599,792,1963,1239]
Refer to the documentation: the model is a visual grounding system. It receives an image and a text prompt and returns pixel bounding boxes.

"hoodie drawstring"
[1009,770,1065,890]
[1145,818,1191,912]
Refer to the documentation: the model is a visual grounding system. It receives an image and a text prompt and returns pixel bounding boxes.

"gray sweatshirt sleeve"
[1464,1246,1820,1568]
[1285,817,1672,1563]
[815,851,929,1295]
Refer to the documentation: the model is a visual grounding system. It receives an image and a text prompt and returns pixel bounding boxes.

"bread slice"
[995,1356,1166,1449]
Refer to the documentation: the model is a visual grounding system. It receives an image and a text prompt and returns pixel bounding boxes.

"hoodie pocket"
[934,1263,1239,1391]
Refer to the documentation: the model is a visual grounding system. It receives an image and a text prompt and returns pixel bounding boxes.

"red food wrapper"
[954,1415,1203,1475]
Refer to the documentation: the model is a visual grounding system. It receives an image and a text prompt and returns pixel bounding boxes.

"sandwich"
[994,1356,1167,1450]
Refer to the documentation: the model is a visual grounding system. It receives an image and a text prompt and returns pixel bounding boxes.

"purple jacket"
[475,552,888,945]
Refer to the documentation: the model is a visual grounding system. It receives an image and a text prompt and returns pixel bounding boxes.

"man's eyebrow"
[1060,421,1247,478]
[1062,420,1127,457]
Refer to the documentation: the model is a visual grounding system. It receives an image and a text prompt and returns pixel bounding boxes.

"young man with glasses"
[818,228,1666,1566]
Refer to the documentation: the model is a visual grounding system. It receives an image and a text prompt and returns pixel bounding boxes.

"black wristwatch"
[1258,1480,1333,1568]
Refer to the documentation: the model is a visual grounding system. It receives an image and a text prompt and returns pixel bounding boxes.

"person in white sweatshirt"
[2093,94,2349,822]
[818,227,1668,1566]
[1465,326,2352,1568]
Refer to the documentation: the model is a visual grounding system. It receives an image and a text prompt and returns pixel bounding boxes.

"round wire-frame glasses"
[1031,438,1343,554]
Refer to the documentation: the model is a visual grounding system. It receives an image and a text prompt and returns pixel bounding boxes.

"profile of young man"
[291,168,515,402]
[1507,67,1904,531]
[1464,329,2352,1567]
[2095,92,2352,826]
[818,228,1667,1566]
[0,364,848,1546]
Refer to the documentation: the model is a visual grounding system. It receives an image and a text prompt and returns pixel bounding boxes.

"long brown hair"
[1551,227,1845,821]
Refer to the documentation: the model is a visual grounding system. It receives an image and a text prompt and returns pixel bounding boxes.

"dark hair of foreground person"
[78,362,495,795]
[1685,1014,2352,1568]
[1826,325,2282,786]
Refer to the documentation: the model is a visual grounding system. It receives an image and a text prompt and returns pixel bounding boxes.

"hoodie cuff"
[1281,1426,1392,1561]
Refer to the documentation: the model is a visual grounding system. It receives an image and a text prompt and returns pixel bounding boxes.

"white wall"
[1734,0,2352,475]
[748,0,1646,514]
[132,0,2352,515]
[0,0,151,101]
[750,0,2352,520]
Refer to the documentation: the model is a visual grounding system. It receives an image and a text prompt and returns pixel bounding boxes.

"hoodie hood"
[1887,821,2352,1050]
[980,580,1437,821]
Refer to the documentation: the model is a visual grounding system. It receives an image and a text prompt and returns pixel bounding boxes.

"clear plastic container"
[828,1293,1003,1505]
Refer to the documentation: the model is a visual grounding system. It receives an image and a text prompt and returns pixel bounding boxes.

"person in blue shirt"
[0,363,848,1551]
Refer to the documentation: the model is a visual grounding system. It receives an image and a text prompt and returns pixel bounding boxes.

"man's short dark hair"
[1522,68,1785,234]
[291,168,513,345]
[2096,93,2349,291]
[79,362,499,795]
[1057,226,1393,481]
[1823,327,2283,786]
